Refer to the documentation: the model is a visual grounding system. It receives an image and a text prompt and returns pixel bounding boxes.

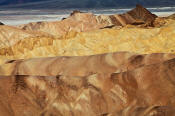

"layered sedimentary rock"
[1,18,175,60]
[168,13,175,19]
[1,52,175,77]
[0,5,166,61]
[98,4,157,27]
[0,5,175,116]
[126,4,157,26]
[0,25,53,49]
[0,53,175,116]
[18,5,157,37]
[18,12,103,38]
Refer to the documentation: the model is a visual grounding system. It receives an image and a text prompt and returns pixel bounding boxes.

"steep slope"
[18,12,104,38]
[168,13,175,19]
[1,52,175,76]
[0,25,55,60]
[0,5,175,116]
[0,54,175,115]
[1,18,174,60]
[18,5,157,37]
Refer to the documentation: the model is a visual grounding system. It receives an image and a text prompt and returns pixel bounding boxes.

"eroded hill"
[0,5,175,116]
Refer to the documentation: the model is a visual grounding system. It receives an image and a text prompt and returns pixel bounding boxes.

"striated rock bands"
[1,19,175,60]
[0,53,175,115]
[18,5,157,37]
[1,52,175,77]
[0,5,175,116]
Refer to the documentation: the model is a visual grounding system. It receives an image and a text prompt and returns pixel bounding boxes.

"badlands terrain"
[1,5,175,116]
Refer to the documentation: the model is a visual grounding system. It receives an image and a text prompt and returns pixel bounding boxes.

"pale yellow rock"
[1,19,175,61]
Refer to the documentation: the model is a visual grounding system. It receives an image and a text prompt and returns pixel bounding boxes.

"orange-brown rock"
[1,18,175,61]
[18,12,103,38]
[100,4,157,27]
[0,56,175,116]
[1,52,175,77]
[0,25,53,50]
[18,5,157,37]
[168,13,175,19]
[126,4,157,26]
[0,6,175,116]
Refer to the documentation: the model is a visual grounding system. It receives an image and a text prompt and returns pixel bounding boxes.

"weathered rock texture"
[0,5,175,116]
[0,53,175,116]
[0,25,53,49]
[1,18,175,61]
[1,5,174,62]
[18,5,157,37]
[168,13,175,19]
[1,52,175,76]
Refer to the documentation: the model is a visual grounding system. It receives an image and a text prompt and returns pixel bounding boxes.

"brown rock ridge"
[0,5,164,60]
[0,25,54,50]
[126,4,157,26]
[0,54,175,115]
[168,13,175,19]
[98,4,157,27]
[1,19,175,60]
[18,5,157,37]
[1,52,175,77]
[18,12,103,38]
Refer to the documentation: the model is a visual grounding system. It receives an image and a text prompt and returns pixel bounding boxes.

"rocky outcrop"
[0,5,160,58]
[18,12,103,38]
[0,6,175,116]
[168,13,175,19]
[18,5,157,37]
[1,19,175,60]
[126,4,157,26]
[0,25,53,56]
[0,52,175,116]
[1,52,175,76]
[97,4,157,27]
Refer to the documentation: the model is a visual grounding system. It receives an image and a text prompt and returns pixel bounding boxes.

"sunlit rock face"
[0,5,171,61]
[1,19,175,60]
[1,54,175,116]
[18,5,157,37]
[1,52,175,76]
[168,13,175,19]
[0,5,175,116]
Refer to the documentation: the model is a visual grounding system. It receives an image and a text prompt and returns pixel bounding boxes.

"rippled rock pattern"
[0,5,175,116]
[1,52,175,76]
[1,18,175,60]
[18,5,157,37]
[1,52,175,116]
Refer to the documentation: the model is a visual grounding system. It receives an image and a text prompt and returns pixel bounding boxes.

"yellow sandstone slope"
[0,19,175,60]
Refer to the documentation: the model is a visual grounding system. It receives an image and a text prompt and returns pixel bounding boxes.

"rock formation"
[0,52,175,116]
[0,5,175,116]
[1,52,175,76]
[1,18,175,60]
[168,13,175,19]
[126,4,157,26]
[2,52,175,76]
[18,5,157,37]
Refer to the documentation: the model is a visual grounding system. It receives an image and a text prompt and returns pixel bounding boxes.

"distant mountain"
[1,0,175,9]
